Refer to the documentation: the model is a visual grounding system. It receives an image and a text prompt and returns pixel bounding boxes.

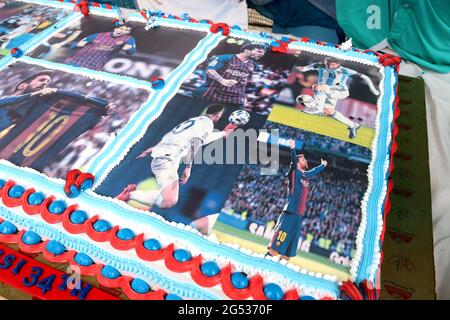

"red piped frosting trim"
[74,0,89,16]
[0,224,211,301]
[191,255,222,288]
[377,61,401,296]
[210,23,230,36]
[0,179,303,300]
[340,280,377,300]
[0,226,165,300]
[164,243,195,273]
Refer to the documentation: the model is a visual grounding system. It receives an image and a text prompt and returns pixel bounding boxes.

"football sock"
[331,111,355,128]
[129,189,164,207]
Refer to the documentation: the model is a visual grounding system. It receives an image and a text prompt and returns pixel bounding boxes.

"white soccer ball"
[296,95,317,109]
[229,110,250,126]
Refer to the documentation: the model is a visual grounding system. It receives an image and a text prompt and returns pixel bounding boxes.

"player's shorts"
[150,156,179,189]
[269,211,303,257]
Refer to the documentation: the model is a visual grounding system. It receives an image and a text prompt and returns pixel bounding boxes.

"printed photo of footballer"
[97,38,381,234]
[95,38,294,227]
[96,94,255,227]
[212,119,372,280]
[181,37,382,148]
[0,62,150,176]
[275,56,382,149]
[0,0,68,56]
[30,15,206,80]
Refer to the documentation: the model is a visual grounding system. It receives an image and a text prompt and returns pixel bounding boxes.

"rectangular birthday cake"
[0,0,400,300]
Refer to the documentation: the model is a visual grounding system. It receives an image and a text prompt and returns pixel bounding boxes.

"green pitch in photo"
[212,221,352,281]
[269,104,376,149]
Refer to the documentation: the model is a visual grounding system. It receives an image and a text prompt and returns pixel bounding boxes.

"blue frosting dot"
[22,231,41,245]
[45,240,65,255]
[80,178,93,191]
[200,261,220,277]
[101,265,120,279]
[48,200,67,214]
[93,219,112,232]
[27,192,46,205]
[270,40,280,47]
[131,278,150,294]
[231,272,248,289]
[117,228,135,240]
[165,294,183,300]
[0,221,18,235]
[70,210,88,224]
[263,283,283,300]
[74,253,94,266]
[8,185,25,198]
[0,179,6,188]
[143,239,161,251]
[300,295,316,300]
[173,249,191,262]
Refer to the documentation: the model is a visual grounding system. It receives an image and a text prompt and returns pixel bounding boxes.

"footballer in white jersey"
[296,57,380,139]
[116,104,238,210]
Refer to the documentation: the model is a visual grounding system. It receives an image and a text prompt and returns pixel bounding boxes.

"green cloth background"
[336,0,450,73]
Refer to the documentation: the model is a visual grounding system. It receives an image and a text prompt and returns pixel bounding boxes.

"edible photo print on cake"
[29,15,206,80]
[95,36,382,255]
[96,38,278,225]
[0,0,69,56]
[0,62,150,177]
[212,118,371,281]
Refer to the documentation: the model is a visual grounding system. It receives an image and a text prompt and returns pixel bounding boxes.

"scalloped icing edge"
[0,219,168,300]
[0,0,398,300]
[0,160,341,299]
[83,29,392,290]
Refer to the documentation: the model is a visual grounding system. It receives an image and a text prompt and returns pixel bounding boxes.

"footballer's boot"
[116,184,137,201]
[348,123,361,139]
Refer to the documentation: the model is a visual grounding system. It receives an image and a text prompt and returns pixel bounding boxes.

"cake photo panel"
[94,38,286,226]
[211,118,372,280]
[29,14,206,81]
[0,0,69,56]
[0,61,151,177]
[93,36,382,232]
[0,1,400,300]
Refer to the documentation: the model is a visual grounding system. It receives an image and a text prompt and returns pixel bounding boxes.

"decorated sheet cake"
[0,0,401,300]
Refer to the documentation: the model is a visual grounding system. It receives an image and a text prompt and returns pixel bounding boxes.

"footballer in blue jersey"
[267,139,327,260]
[0,70,116,170]
[196,43,267,106]
[296,57,380,139]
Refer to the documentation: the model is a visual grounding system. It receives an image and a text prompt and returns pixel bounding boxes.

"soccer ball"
[229,110,250,126]
[296,95,317,109]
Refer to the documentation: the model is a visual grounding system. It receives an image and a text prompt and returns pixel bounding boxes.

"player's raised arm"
[360,73,380,96]
[0,94,33,107]
[74,33,98,48]
[288,139,298,164]
[297,63,320,72]
[205,55,237,87]
[122,37,137,55]
[305,158,327,178]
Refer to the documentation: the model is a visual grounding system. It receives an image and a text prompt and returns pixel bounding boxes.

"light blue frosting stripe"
[0,161,340,296]
[355,67,397,283]
[0,0,395,298]
[0,10,81,70]
[19,56,154,90]
[84,32,222,182]
[0,205,220,300]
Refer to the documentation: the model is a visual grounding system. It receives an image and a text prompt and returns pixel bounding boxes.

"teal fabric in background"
[336,0,450,73]
[95,0,138,9]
